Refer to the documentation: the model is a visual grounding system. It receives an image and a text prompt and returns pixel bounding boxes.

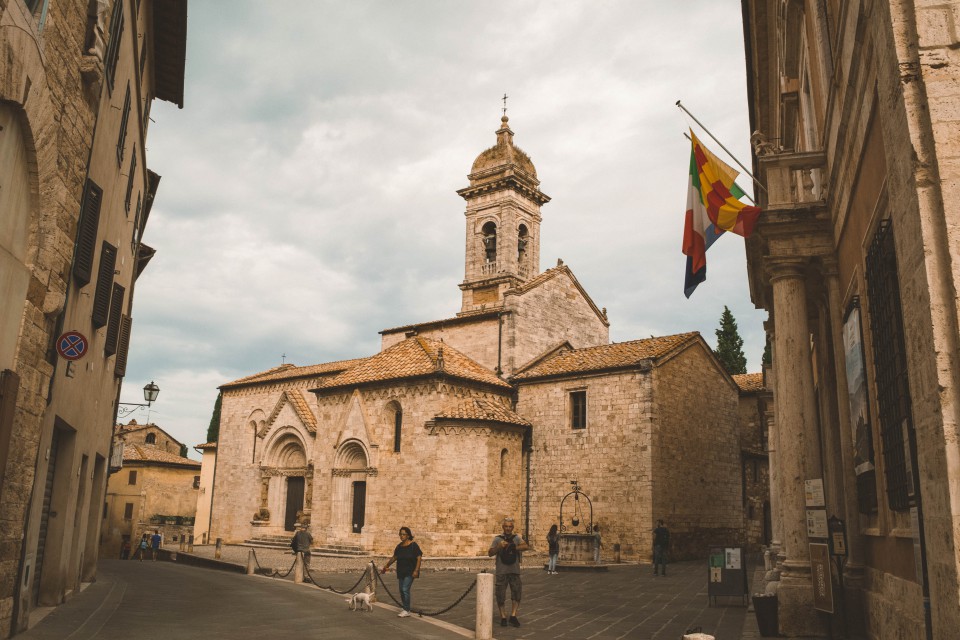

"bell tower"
[456,116,550,314]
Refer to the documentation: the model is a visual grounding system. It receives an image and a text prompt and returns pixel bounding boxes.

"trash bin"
[752,594,779,637]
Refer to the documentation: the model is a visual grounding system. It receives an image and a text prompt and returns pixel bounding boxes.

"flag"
[682,130,761,297]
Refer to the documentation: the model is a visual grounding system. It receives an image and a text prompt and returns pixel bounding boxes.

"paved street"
[17,551,777,639]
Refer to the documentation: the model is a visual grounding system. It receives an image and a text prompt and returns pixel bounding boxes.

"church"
[206,116,751,561]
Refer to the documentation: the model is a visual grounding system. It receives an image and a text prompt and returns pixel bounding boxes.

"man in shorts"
[488,517,529,628]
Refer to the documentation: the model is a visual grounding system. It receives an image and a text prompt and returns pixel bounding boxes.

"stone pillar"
[762,333,783,569]
[476,572,493,640]
[768,258,824,636]
[823,266,866,633]
[293,553,304,584]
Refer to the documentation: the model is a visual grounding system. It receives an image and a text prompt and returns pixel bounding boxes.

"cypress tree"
[206,391,222,443]
[715,306,748,375]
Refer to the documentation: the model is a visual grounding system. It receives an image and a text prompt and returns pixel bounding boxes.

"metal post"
[476,572,493,640]
[676,99,765,192]
[246,549,255,575]
[214,537,222,559]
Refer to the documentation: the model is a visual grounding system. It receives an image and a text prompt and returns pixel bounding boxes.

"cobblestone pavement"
[193,545,760,639]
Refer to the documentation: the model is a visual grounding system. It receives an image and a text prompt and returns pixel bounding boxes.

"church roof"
[732,372,764,393]
[221,358,368,390]
[123,444,200,468]
[314,337,511,392]
[470,116,538,178]
[507,263,609,326]
[513,332,701,381]
[379,308,502,336]
[435,398,531,427]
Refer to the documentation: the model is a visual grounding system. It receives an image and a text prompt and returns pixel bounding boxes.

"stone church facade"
[209,117,750,561]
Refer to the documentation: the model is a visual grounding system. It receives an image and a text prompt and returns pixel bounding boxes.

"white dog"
[346,591,373,612]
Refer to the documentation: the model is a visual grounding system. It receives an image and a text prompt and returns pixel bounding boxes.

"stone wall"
[519,370,654,561]
[738,392,770,551]
[651,343,743,560]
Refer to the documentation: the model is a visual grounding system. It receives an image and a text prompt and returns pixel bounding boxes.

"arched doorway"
[332,441,369,538]
[259,431,309,533]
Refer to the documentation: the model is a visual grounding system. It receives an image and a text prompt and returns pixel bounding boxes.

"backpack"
[498,535,519,565]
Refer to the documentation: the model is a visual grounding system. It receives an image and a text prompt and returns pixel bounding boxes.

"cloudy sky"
[121,1,767,455]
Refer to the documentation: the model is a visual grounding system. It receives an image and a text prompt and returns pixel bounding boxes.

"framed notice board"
[707,546,748,606]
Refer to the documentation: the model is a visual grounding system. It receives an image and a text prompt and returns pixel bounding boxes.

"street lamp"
[117,381,160,418]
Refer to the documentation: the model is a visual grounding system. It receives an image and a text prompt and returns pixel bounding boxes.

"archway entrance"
[285,477,305,532]
[333,441,369,539]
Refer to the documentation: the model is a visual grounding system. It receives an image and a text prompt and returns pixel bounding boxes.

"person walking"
[546,524,559,574]
[380,526,422,618]
[150,530,162,561]
[489,517,528,628]
[653,519,670,576]
[291,523,314,570]
[135,534,148,561]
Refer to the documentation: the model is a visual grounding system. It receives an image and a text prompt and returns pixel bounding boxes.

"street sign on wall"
[809,542,834,613]
[56,331,89,360]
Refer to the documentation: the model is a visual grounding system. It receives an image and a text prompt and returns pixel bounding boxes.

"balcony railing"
[759,150,827,208]
[481,261,501,275]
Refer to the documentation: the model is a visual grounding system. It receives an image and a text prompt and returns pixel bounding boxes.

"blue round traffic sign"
[56,331,89,361]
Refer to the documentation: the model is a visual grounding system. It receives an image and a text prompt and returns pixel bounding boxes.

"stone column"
[768,258,823,636]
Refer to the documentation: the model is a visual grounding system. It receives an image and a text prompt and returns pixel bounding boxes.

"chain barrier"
[373,561,478,617]
[302,561,368,595]
[250,548,297,578]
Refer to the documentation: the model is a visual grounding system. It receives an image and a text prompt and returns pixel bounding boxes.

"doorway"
[284,476,304,532]
[351,481,366,534]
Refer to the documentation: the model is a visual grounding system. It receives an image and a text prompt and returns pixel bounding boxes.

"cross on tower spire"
[502,93,508,117]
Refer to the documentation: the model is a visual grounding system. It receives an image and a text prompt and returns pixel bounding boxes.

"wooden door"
[284,476,304,532]
[351,481,366,534]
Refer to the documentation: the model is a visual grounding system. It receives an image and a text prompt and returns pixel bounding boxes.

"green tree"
[762,338,771,366]
[715,306,747,375]
[179,443,189,458]
[206,391,222,442]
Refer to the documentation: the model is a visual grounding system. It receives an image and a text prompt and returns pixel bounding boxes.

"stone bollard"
[475,572,493,640]
[188,534,194,553]
[179,537,185,551]
[246,549,256,575]
[368,561,377,601]
[215,538,222,559]
[293,553,304,584]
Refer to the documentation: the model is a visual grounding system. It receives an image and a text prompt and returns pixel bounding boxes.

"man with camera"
[488,517,529,628]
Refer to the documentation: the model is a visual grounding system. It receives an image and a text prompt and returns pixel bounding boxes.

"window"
[145,433,156,444]
[123,502,133,520]
[518,224,529,261]
[104,283,125,356]
[193,476,200,489]
[73,180,103,286]
[865,220,916,511]
[124,148,137,213]
[128,469,137,485]
[570,390,587,430]
[500,448,508,476]
[117,84,131,164]
[393,408,402,453]
[104,0,124,91]
[91,242,117,328]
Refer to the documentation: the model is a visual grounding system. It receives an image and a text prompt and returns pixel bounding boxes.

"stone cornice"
[457,175,550,206]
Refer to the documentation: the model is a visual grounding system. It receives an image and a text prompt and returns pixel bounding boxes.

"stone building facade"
[742,1,960,637]
[0,0,185,635]
[206,118,747,563]
[733,372,771,552]
[100,427,200,559]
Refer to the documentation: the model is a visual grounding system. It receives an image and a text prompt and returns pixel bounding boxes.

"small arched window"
[386,401,403,453]
[500,448,508,476]
[517,224,529,261]
[481,221,497,263]
[145,433,156,444]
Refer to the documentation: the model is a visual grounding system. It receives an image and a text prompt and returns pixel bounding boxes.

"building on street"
[742,0,960,637]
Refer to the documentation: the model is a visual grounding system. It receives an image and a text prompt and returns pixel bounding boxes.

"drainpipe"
[496,312,503,376]
[523,428,532,544]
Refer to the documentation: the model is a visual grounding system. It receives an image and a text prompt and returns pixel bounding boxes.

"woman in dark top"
[546,524,560,574]
[380,526,423,617]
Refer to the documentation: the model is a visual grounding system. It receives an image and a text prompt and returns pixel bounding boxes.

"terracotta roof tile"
[513,332,700,380]
[281,390,317,433]
[123,444,200,467]
[733,372,764,392]
[435,398,531,426]
[194,442,217,450]
[221,358,368,389]
[379,308,501,335]
[317,337,510,391]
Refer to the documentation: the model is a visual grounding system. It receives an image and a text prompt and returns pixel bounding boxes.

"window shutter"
[104,0,124,92]
[125,148,137,213]
[104,283,125,356]
[73,180,103,286]
[117,85,131,165]
[115,315,132,377]
[92,242,117,328]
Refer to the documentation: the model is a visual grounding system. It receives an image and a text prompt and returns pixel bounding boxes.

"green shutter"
[73,180,103,287]
[92,242,117,328]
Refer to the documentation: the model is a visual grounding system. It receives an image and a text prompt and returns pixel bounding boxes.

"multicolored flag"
[682,130,761,297]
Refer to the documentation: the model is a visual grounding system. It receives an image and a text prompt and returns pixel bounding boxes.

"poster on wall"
[843,303,875,475]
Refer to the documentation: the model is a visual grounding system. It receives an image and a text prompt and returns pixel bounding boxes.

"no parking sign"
[56,331,89,360]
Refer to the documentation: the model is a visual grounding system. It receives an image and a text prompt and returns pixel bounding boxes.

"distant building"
[193,442,217,545]
[742,1,960,637]
[205,117,748,562]
[100,425,200,559]
[0,0,186,634]
[732,372,771,552]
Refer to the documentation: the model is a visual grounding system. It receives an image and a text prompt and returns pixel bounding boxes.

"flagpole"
[682,132,755,204]
[676,100,766,194]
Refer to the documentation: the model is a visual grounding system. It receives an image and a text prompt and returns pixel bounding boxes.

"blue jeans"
[398,575,414,611]
[548,553,558,572]
[653,545,667,572]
